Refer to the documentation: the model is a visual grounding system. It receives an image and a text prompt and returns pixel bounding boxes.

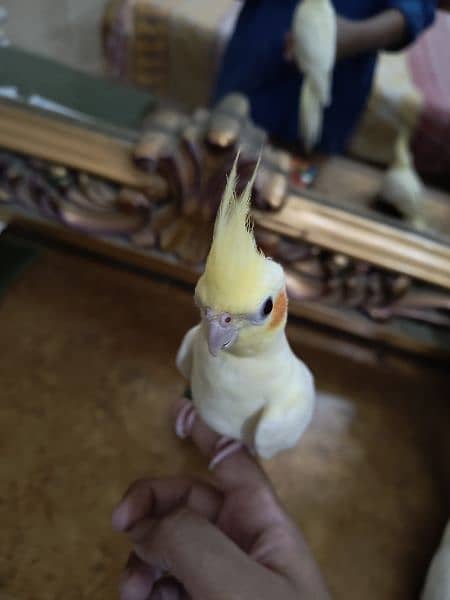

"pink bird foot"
[174,399,245,468]
[175,399,197,439]
[209,437,244,470]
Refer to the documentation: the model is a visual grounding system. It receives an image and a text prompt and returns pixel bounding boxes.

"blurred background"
[1,0,105,74]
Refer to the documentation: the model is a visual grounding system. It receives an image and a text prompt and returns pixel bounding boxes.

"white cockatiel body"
[293,0,337,152]
[176,159,315,460]
[421,520,450,600]
[379,128,424,223]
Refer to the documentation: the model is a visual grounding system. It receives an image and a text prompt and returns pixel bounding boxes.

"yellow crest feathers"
[197,155,268,313]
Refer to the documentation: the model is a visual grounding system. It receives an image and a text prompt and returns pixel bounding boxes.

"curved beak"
[206,317,239,357]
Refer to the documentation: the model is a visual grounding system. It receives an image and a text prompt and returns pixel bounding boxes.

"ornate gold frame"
[0,100,449,359]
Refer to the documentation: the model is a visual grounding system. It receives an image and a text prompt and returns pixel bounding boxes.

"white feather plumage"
[177,322,315,459]
[176,159,315,459]
[379,129,423,221]
[293,0,337,152]
[421,521,450,600]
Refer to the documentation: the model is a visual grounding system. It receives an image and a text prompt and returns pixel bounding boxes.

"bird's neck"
[230,325,287,358]
[394,131,412,168]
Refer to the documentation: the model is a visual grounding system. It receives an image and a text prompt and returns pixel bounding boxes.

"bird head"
[195,156,287,357]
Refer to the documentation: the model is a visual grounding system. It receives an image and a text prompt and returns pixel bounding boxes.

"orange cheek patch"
[269,290,288,329]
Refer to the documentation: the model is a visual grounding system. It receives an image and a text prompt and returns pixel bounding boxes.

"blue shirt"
[214,0,436,153]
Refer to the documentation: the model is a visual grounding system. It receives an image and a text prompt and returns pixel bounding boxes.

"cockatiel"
[379,128,424,224]
[421,520,450,600]
[292,0,337,152]
[175,157,315,467]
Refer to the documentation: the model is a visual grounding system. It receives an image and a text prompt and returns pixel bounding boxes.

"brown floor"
[0,243,448,600]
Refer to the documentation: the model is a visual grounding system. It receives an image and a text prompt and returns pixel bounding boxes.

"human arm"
[286,4,437,62]
[335,9,408,60]
[337,0,440,59]
[112,397,330,600]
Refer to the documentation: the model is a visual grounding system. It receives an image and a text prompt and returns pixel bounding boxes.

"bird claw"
[208,437,244,470]
[175,399,197,439]
[175,401,245,468]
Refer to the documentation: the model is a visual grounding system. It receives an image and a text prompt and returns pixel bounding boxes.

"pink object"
[209,438,244,470]
[175,400,197,439]
[408,11,450,175]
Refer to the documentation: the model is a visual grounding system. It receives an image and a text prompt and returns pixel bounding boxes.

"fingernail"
[120,570,153,600]
[112,503,128,532]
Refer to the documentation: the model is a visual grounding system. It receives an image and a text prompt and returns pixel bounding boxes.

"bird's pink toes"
[175,399,197,439]
[208,437,244,470]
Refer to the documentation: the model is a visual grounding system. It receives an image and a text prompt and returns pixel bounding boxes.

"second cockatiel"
[379,128,424,224]
[292,0,337,152]
[175,158,315,466]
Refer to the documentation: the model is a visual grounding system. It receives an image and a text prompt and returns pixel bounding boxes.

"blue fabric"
[388,0,436,42]
[214,0,436,153]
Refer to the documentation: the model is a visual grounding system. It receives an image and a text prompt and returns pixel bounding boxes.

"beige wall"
[1,0,107,74]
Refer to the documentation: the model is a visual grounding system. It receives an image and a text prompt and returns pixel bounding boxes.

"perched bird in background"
[175,157,315,467]
[421,521,450,600]
[379,128,423,218]
[379,128,424,224]
[292,0,337,152]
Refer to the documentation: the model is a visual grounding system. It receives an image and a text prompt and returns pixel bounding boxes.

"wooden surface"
[0,103,166,194]
[5,217,449,360]
[1,100,450,291]
[313,156,450,243]
[0,243,448,600]
[256,193,450,290]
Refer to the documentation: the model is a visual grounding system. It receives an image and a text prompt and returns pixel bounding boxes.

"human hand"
[112,397,330,599]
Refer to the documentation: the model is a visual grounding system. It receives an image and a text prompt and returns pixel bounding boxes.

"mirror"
[0,0,449,353]
[1,0,449,246]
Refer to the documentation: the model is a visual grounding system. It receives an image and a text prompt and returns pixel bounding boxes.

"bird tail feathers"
[300,76,323,153]
[310,69,332,106]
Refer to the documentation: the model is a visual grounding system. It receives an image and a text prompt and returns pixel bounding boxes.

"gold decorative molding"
[255,193,450,290]
[0,103,167,195]
[0,97,449,359]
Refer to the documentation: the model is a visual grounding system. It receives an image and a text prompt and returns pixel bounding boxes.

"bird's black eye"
[262,297,273,317]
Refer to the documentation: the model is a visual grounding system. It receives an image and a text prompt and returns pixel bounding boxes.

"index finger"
[173,397,271,494]
[112,476,221,533]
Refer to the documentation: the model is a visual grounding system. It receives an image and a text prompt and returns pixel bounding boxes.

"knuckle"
[252,486,276,510]
[156,507,192,544]
[131,519,155,545]
[151,508,197,570]
[267,523,296,548]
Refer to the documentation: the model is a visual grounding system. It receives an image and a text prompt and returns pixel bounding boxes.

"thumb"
[128,507,268,599]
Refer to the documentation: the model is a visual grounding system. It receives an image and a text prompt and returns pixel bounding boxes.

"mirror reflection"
[1,0,449,244]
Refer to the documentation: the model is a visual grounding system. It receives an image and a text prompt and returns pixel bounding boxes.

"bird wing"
[176,325,200,380]
[300,76,323,150]
[254,360,315,459]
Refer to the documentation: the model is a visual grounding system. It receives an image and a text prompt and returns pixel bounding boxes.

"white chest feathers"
[177,324,315,459]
